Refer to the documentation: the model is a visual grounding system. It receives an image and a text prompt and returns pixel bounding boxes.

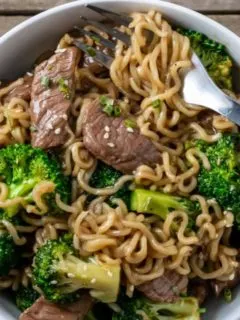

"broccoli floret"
[113,293,200,320]
[194,134,240,228]
[0,144,70,217]
[0,232,20,276]
[16,286,40,311]
[89,161,130,208]
[32,234,120,304]
[130,189,200,227]
[178,28,233,90]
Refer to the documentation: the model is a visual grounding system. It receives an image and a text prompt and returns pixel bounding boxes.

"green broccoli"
[130,189,200,227]
[193,134,240,228]
[112,293,200,320]
[16,285,40,311]
[178,28,233,90]
[89,161,130,208]
[0,144,70,217]
[0,232,20,276]
[32,234,120,304]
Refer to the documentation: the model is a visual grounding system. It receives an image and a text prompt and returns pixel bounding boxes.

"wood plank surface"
[1,14,240,37]
[0,16,28,36]
[0,0,240,13]
[209,15,240,36]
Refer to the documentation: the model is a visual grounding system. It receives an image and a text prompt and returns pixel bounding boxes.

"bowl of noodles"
[1,0,240,319]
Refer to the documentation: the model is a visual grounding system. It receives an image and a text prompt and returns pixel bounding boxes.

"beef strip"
[137,270,188,303]
[30,47,80,149]
[19,293,93,320]
[211,265,240,296]
[3,75,32,103]
[189,279,209,305]
[81,98,160,174]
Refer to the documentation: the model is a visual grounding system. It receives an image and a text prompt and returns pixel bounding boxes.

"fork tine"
[74,26,115,50]
[80,17,131,46]
[73,40,113,69]
[86,5,132,26]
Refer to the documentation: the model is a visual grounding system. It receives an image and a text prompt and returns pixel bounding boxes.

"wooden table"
[0,0,240,37]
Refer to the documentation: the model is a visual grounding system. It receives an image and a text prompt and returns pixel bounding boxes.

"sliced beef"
[81,98,160,174]
[19,293,93,320]
[189,279,209,305]
[137,270,188,303]
[3,75,32,103]
[30,47,80,149]
[211,265,240,297]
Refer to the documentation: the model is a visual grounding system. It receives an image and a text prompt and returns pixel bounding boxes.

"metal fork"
[73,5,131,68]
[74,5,240,126]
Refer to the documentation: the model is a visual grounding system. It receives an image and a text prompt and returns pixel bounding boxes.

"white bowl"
[0,1,240,319]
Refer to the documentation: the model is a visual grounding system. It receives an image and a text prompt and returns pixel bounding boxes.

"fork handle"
[213,95,240,126]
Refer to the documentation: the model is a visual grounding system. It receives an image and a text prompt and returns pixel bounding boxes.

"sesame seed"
[104,132,109,139]
[67,273,75,278]
[27,72,33,77]
[91,278,96,284]
[107,271,113,277]
[104,126,110,132]
[50,280,58,285]
[62,114,68,120]
[55,128,61,134]
[107,142,115,148]
[129,285,134,292]
[229,273,235,280]
[127,127,134,133]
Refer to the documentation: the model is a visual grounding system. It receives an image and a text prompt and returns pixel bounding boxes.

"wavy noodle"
[67,196,238,286]
[0,94,30,145]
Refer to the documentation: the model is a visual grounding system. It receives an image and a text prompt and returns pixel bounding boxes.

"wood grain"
[0,0,240,13]
[209,15,240,37]
[1,14,240,37]
[0,16,28,36]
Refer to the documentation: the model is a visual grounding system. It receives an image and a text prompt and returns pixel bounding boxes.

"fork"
[74,5,240,126]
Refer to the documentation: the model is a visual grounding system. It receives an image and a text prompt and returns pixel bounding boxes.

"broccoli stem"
[130,189,191,219]
[150,297,200,317]
[56,255,120,303]
[6,178,40,216]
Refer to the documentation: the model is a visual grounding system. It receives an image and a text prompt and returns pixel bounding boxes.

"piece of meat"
[19,293,93,320]
[30,47,80,149]
[189,279,209,305]
[211,265,240,296]
[81,98,160,174]
[137,270,188,303]
[3,75,32,103]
